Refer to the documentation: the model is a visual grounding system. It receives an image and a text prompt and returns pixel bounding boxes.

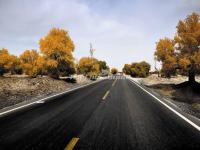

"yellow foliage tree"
[123,61,151,77]
[39,28,75,78]
[155,12,200,80]
[9,55,22,74]
[155,38,177,77]
[161,55,177,77]
[77,57,100,78]
[122,64,132,75]
[175,12,200,82]
[178,57,190,75]
[35,56,47,76]
[155,38,175,62]
[0,48,20,75]
[20,49,40,77]
[111,68,118,74]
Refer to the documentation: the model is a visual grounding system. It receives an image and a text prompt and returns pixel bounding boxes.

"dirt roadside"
[0,75,92,110]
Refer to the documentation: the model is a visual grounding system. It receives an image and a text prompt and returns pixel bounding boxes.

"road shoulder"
[127,76,200,131]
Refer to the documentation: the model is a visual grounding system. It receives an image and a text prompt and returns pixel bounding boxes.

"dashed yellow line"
[102,90,110,100]
[112,79,117,87]
[65,137,79,150]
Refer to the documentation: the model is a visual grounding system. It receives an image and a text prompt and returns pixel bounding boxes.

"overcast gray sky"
[0,0,200,70]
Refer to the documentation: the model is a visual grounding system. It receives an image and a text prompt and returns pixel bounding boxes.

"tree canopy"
[123,61,150,78]
[0,28,76,78]
[40,28,75,78]
[0,48,20,75]
[77,57,100,78]
[20,49,40,77]
[98,60,109,71]
[155,38,176,77]
[175,12,200,82]
[111,68,118,75]
[155,12,200,81]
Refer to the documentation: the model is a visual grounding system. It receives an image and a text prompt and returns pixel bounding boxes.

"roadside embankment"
[0,75,92,110]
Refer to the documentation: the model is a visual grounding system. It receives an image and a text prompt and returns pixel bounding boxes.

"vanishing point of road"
[0,76,199,150]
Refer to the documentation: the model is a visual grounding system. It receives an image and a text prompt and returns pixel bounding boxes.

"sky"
[0,0,200,70]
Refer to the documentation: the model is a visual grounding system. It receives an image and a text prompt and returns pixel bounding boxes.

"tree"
[98,60,109,71]
[155,12,200,81]
[131,61,150,77]
[0,48,19,75]
[161,55,177,78]
[20,49,39,77]
[155,38,177,77]
[35,56,47,76]
[139,61,151,77]
[10,55,22,75]
[39,28,75,79]
[77,57,100,78]
[122,64,132,75]
[111,68,118,74]
[123,61,150,77]
[175,12,200,82]
[178,57,190,75]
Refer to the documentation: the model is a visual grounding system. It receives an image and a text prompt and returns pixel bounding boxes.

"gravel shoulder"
[131,74,200,119]
[0,75,93,110]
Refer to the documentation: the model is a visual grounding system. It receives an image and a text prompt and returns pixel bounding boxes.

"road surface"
[0,78,199,150]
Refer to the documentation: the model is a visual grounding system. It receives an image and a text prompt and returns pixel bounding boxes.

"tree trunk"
[157,70,160,77]
[188,64,195,83]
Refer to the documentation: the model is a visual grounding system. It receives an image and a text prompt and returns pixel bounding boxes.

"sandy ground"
[133,74,200,119]
[0,75,92,110]
[139,74,200,85]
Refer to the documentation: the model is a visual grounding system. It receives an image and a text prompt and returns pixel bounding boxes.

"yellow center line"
[102,90,110,100]
[112,79,117,87]
[64,137,79,150]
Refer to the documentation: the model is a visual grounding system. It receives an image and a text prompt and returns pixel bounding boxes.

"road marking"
[112,79,117,87]
[129,78,200,132]
[36,100,45,104]
[102,90,110,100]
[0,79,105,117]
[65,137,79,150]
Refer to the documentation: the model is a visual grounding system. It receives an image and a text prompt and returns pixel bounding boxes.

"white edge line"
[0,79,104,116]
[128,78,200,132]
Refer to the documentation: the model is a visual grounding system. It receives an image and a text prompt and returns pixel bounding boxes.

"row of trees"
[123,61,151,77]
[155,12,200,83]
[0,28,109,79]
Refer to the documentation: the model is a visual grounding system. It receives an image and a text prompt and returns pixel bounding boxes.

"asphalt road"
[0,78,200,150]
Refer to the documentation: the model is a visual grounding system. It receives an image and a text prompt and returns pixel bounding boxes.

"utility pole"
[89,43,96,77]
[89,43,95,58]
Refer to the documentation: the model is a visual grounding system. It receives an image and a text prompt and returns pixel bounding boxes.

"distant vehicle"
[117,72,123,75]
[59,76,76,83]
[100,70,109,77]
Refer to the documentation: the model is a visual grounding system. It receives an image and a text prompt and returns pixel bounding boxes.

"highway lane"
[74,79,200,150]
[0,78,200,150]
[0,79,113,150]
